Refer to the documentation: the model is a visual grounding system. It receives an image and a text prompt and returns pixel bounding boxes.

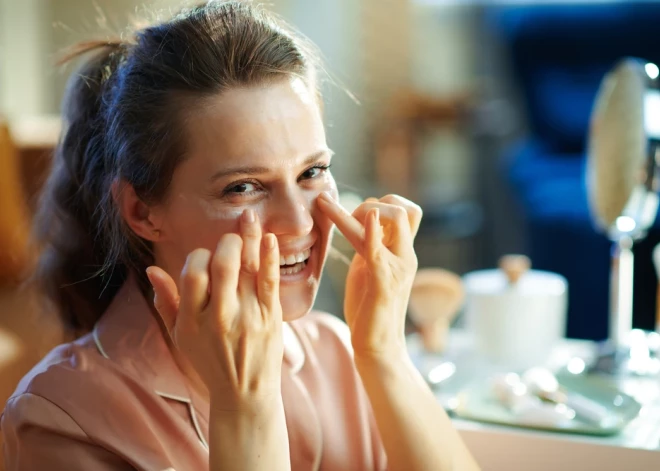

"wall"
[0,0,49,118]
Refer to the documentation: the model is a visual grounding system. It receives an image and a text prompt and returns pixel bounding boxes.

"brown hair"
[33,1,321,334]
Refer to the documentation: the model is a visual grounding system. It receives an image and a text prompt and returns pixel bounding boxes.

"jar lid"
[463,269,567,297]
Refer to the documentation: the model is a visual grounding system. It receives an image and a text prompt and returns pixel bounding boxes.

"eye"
[224,181,260,195]
[299,164,331,181]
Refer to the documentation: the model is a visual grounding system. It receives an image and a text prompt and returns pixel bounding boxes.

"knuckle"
[382,194,404,205]
[411,255,419,271]
[190,247,212,259]
[241,259,259,276]
[353,203,369,218]
[242,224,261,238]
[261,274,279,292]
[392,205,408,223]
[181,267,208,289]
[182,249,211,275]
[221,232,243,248]
[368,246,382,263]
[212,262,237,286]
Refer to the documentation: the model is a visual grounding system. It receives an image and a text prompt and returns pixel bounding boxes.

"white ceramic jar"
[462,256,568,370]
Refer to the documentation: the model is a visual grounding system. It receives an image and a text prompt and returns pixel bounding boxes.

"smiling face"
[152,78,337,321]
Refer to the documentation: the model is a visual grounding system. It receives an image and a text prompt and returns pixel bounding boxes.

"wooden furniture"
[0,115,59,284]
[0,116,61,471]
[0,118,33,285]
[10,115,60,208]
[373,90,473,201]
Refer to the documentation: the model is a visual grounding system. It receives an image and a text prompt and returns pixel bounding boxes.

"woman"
[1,2,479,470]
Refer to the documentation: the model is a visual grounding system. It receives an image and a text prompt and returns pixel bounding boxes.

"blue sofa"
[487,3,660,340]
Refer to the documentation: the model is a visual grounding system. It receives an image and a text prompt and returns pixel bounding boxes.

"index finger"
[378,194,423,238]
[317,192,365,254]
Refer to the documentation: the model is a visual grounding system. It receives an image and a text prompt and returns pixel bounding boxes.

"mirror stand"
[591,222,660,376]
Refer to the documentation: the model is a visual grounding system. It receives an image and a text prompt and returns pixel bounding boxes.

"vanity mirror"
[587,57,660,375]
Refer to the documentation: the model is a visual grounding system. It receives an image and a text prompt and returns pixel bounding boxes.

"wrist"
[353,346,411,377]
[210,390,284,418]
[209,393,290,471]
[352,338,408,366]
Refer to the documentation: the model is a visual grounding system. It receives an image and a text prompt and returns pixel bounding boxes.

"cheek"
[167,196,243,253]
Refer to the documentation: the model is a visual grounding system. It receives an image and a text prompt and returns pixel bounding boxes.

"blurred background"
[3,0,660,417]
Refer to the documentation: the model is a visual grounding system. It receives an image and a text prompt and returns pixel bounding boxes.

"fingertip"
[318,191,335,204]
[146,266,156,285]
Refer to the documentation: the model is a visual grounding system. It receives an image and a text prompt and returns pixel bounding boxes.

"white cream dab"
[197,198,243,221]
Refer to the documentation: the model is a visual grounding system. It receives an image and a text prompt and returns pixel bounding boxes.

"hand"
[145,209,284,411]
[317,193,422,361]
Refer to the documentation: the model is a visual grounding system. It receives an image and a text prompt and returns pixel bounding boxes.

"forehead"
[182,78,326,169]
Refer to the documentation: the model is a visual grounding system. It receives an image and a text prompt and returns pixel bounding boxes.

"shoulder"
[3,335,138,433]
[8,335,115,400]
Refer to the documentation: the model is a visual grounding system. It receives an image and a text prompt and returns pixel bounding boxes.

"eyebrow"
[208,149,334,183]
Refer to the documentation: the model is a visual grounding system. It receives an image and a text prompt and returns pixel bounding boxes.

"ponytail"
[33,40,128,334]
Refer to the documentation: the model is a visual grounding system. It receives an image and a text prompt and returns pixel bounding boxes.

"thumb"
[146,266,180,338]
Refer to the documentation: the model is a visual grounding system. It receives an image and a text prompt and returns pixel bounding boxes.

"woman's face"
[154,78,337,321]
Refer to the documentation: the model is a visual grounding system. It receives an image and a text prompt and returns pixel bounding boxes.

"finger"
[364,208,384,268]
[179,248,213,322]
[352,202,414,256]
[146,266,180,338]
[316,191,365,255]
[376,194,422,238]
[210,233,243,319]
[239,208,261,294]
[257,233,281,323]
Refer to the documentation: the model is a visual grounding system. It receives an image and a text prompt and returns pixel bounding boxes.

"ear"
[112,179,164,242]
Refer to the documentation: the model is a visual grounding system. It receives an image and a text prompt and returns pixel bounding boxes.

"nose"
[263,188,314,238]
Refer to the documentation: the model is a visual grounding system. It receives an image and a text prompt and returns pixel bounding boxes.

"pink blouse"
[1,278,386,470]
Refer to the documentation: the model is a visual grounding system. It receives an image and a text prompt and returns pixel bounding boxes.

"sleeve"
[2,393,135,471]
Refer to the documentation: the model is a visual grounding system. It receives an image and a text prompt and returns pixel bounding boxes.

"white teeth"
[279,249,311,266]
[280,262,305,275]
[296,249,311,263]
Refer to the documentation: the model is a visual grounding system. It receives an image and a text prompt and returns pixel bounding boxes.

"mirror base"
[590,329,660,376]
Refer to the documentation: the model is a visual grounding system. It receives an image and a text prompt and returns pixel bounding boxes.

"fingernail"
[264,233,276,249]
[319,191,334,204]
[145,267,155,287]
[373,208,380,222]
[243,208,255,223]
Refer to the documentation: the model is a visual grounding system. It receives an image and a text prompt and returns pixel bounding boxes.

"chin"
[280,285,318,322]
